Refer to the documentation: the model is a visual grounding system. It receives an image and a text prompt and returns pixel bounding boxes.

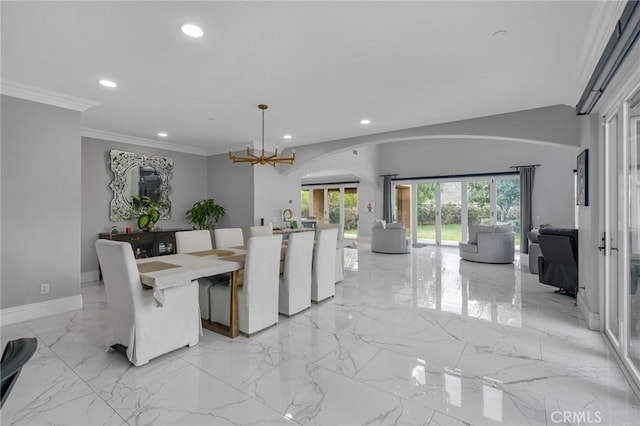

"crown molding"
[0,80,99,112]
[570,1,627,104]
[81,128,208,156]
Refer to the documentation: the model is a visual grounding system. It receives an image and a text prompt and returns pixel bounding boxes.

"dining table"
[136,247,247,338]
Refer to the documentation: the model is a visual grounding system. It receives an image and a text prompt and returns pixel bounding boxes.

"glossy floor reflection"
[2,245,639,425]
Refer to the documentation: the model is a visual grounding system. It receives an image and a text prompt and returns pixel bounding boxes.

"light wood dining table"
[137,248,246,338]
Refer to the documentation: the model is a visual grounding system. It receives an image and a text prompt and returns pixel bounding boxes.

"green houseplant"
[131,195,166,231]
[185,199,226,230]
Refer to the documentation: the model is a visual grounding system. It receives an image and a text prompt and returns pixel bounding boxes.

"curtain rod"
[509,164,541,169]
[393,171,517,181]
[301,180,360,187]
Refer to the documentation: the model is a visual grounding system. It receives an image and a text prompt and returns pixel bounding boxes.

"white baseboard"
[1,295,83,326]
[577,291,601,331]
[81,270,100,283]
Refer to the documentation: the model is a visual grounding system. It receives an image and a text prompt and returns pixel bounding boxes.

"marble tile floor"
[2,245,639,426]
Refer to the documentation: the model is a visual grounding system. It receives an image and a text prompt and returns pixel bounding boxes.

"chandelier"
[228,104,296,166]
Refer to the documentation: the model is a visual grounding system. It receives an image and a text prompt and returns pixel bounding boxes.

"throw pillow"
[468,224,495,244]
[373,220,386,229]
[495,224,512,233]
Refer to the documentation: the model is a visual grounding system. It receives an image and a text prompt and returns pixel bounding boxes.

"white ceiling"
[1,1,604,156]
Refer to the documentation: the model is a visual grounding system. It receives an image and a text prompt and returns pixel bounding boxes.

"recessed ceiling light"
[157,132,168,137]
[181,24,203,38]
[283,134,292,139]
[360,119,371,125]
[98,79,117,88]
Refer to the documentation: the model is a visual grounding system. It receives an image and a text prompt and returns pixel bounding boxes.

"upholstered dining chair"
[175,230,218,320]
[214,228,244,248]
[249,225,272,238]
[279,231,314,316]
[311,227,338,303]
[209,234,283,335]
[316,223,345,282]
[95,239,200,366]
[1,337,37,408]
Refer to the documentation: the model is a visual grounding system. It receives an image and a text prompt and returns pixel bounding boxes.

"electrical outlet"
[40,283,50,294]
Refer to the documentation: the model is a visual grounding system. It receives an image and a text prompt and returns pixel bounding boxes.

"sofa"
[459,224,515,264]
[371,221,410,254]
[537,227,578,296]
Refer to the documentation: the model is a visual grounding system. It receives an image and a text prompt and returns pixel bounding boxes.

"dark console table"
[98,229,188,259]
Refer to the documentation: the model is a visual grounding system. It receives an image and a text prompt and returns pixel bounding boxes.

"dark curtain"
[382,175,395,222]
[519,166,536,253]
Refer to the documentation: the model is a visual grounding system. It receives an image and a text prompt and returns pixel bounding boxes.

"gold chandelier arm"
[228,104,295,166]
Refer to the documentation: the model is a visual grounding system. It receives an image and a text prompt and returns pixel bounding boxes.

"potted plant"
[131,195,166,231]
[185,199,226,230]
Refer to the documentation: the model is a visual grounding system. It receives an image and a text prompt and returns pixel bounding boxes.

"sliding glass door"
[602,82,640,392]
[397,175,519,247]
[628,93,640,375]
[301,184,359,239]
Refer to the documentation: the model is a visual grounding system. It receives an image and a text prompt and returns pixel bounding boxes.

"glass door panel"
[627,91,640,372]
[328,188,340,225]
[497,178,521,248]
[605,112,621,342]
[300,189,310,218]
[440,182,462,245]
[417,182,437,243]
[344,187,358,239]
[467,181,491,226]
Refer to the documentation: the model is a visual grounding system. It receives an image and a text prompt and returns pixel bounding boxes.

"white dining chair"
[209,234,283,335]
[316,223,345,283]
[279,231,314,316]
[175,230,218,321]
[214,228,244,248]
[311,227,338,303]
[95,240,200,366]
[249,225,272,238]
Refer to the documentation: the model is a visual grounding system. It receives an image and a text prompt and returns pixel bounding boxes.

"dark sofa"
[537,228,579,296]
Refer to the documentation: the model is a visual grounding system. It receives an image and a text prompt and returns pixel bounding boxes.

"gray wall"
[577,114,600,318]
[207,154,254,236]
[1,96,81,309]
[81,137,208,275]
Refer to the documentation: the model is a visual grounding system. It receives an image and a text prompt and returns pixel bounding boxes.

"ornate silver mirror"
[109,150,173,221]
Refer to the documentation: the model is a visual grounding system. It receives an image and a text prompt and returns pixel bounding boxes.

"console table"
[98,229,188,259]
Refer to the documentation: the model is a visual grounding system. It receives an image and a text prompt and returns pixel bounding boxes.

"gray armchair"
[371,222,410,254]
[459,224,515,264]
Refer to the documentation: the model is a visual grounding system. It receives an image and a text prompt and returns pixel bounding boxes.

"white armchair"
[209,235,283,335]
[95,240,200,366]
[279,231,314,316]
[311,227,338,303]
[459,224,515,264]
